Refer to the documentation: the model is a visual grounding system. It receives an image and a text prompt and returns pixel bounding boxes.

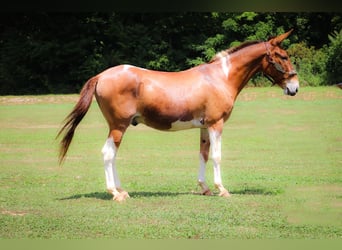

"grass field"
[0,87,341,239]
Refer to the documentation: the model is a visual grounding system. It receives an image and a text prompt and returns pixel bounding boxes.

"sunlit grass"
[0,87,341,238]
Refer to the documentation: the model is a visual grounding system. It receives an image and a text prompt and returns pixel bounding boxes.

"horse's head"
[262,30,299,96]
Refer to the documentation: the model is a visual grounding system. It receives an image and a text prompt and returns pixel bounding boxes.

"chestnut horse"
[58,30,299,202]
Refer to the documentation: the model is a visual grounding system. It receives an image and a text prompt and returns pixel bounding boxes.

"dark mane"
[209,40,262,63]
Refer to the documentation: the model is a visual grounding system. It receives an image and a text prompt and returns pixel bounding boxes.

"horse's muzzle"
[284,80,299,96]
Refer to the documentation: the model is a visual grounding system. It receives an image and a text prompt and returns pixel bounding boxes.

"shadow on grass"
[59,191,191,201]
[59,186,283,201]
[231,186,284,196]
[59,192,113,201]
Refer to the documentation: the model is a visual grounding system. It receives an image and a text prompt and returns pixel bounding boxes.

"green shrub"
[325,29,342,85]
[287,43,328,86]
[249,42,329,87]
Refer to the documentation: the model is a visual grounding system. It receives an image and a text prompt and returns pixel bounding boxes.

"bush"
[248,42,329,87]
[287,43,328,86]
[325,29,342,85]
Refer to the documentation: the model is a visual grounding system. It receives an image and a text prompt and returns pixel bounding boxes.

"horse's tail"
[57,76,99,164]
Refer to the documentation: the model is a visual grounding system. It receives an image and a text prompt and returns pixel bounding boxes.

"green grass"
[0,87,341,239]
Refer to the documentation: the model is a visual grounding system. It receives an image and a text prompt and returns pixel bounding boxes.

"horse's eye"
[276,52,288,61]
[278,54,288,61]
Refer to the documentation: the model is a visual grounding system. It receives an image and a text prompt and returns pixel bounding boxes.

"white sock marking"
[102,137,121,189]
[209,129,223,185]
[198,154,206,183]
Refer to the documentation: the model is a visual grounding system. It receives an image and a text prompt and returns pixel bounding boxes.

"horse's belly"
[168,119,206,131]
[132,114,206,131]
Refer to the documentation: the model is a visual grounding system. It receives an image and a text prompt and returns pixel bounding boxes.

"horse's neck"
[227,43,266,98]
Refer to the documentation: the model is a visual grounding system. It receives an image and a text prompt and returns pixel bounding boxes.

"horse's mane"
[209,40,262,63]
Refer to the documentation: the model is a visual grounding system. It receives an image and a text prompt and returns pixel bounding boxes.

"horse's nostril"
[287,87,296,96]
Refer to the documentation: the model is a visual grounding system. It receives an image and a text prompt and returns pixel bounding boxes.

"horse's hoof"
[202,189,213,196]
[113,190,130,202]
[219,189,231,197]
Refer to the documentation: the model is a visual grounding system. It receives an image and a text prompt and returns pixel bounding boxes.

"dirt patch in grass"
[1,210,27,216]
[238,87,342,102]
[0,95,80,105]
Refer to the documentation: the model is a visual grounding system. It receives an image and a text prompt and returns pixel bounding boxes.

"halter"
[263,42,297,85]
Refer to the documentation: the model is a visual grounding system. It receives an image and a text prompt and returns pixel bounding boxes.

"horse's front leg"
[198,128,213,195]
[208,122,230,197]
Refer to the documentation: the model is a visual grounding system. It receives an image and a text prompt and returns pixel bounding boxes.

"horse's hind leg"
[102,128,129,202]
[198,128,213,195]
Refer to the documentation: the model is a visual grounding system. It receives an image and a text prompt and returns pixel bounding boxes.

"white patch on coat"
[123,64,132,71]
[169,119,206,131]
[220,54,231,79]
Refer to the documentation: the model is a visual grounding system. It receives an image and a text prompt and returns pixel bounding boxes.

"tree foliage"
[0,12,341,94]
[326,29,342,84]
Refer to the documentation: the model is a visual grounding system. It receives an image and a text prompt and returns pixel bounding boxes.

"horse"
[57,30,299,202]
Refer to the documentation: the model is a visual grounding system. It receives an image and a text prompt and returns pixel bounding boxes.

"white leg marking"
[198,154,206,183]
[209,129,222,186]
[208,129,230,197]
[102,138,121,194]
[198,153,212,195]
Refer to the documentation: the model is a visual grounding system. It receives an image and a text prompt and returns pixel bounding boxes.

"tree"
[0,12,341,94]
[326,29,342,84]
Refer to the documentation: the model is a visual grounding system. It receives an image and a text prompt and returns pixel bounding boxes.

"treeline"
[0,12,341,94]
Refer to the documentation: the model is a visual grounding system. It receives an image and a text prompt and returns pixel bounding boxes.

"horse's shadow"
[59,186,282,201]
[59,191,190,201]
[232,186,283,196]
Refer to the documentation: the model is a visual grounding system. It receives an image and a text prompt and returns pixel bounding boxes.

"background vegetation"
[0,12,341,94]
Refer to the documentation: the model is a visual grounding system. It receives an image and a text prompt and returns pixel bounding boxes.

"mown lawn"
[0,87,341,239]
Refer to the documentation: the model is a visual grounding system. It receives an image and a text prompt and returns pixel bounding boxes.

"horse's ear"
[269,29,293,46]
